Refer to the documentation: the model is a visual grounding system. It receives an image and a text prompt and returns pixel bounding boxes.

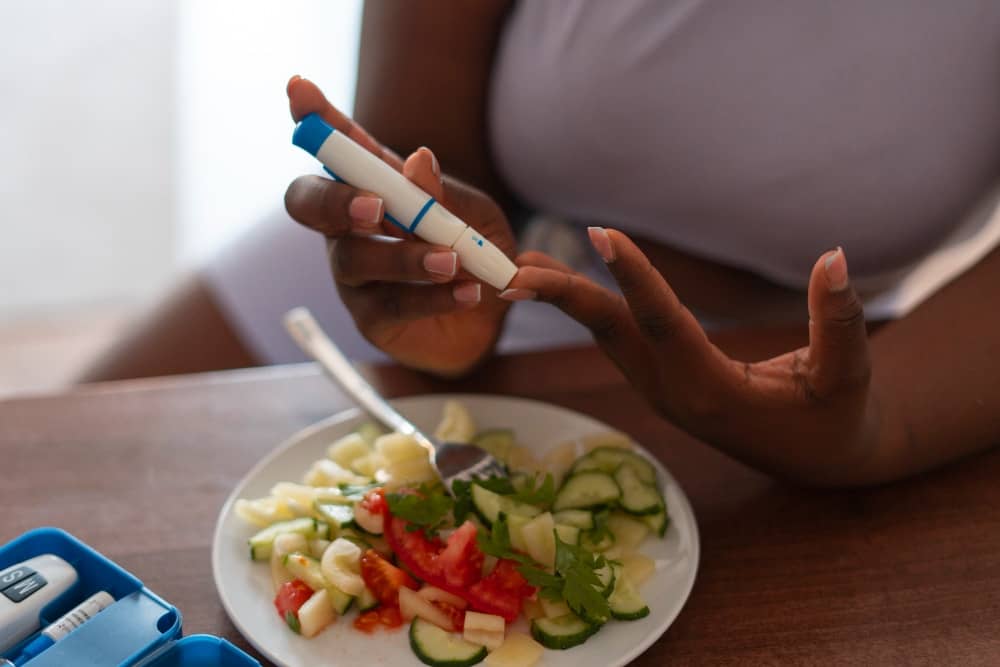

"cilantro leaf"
[515,533,611,622]
[518,564,563,601]
[509,473,556,508]
[451,479,474,525]
[385,486,454,534]
[553,535,611,622]
[475,476,517,495]
[476,514,531,564]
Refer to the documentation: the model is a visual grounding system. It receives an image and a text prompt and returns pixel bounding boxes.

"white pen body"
[295,114,517,290]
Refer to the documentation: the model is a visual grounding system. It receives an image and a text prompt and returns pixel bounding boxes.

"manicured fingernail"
[424,251,457,277]
[498,288,536,302]
[824,247,849,292]
[289,74,302,84]
[349,196,383,225]
[422,147,440,178]
[588,227,615,262]
[453,282,481,304]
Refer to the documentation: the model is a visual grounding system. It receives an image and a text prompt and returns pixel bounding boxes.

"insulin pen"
[2,591,114,666]
[292,113,519,291]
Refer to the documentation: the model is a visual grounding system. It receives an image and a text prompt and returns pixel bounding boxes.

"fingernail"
[588,226,615,262]
[349,196,383,225]
[453,282,481,304]
[498,288,536,302]
[422,147,440,178]
[288,74,302,84]
[824,247,849,292]
[424,251,457,277]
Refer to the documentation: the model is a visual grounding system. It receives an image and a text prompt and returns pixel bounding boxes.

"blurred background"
[0,0,363,397]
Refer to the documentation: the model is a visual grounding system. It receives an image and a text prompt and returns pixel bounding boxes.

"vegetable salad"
[234,401,669,667]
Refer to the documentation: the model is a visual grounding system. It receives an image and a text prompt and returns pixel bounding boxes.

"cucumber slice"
[249,518,329,561]
[530,613,599,650]
[357,586,379,612]
[314,502,355,532]
[613,466,664,516]
[328,584,354,615]
[472,429,515,462]
[552,510,594,530]
[580,529,615,553]
[297,589,336,638]
[642,510,670,538]
[571,447,658,486]
[552,472,620,512]
[608,564,649,620]
[283,552,328,592]
[409,617,487,667]
[554,523,581,546]
[470,483,541,526]
[284,552,355,612]
[606,512,650,552]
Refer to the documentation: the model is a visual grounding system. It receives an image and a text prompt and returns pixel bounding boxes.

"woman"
[85,1,1000,486]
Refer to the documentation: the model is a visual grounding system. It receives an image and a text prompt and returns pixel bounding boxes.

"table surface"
[3,331,1000,666]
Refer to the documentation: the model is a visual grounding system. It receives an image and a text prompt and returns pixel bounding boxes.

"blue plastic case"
[0,528,260,667]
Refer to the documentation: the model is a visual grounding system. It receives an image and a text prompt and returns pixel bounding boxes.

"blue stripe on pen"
[302,119,434,235]
[408,198,436,233]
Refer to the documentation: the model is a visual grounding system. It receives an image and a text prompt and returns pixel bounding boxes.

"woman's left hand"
[502,227,899,486]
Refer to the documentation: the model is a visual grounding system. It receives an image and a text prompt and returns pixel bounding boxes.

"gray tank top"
[488,0,1000,288]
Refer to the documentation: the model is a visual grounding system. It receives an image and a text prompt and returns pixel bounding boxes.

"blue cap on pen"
[292,113,334,156]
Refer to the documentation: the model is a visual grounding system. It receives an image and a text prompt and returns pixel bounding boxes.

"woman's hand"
[504,227,901,486]
[284,77,516,376]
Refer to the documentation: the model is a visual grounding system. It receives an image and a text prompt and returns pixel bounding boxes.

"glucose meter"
[0,555,78,654]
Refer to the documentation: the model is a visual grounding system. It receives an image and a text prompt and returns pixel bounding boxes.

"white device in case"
[293,113,519,291]
[0,555,78,654]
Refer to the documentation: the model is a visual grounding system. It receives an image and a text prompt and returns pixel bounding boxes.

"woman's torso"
[489,0,1000,316]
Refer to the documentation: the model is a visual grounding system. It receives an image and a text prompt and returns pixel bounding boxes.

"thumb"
[806,247,871,397]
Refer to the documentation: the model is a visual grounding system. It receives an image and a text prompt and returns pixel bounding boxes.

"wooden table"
[3,334,1000,665]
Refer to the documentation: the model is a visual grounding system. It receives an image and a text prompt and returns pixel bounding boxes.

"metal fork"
[283,307,506,495]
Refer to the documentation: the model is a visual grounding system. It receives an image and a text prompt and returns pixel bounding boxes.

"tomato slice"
[353,609,382,634]
[377,605,404,629]
[352,605,404,633]
[384,515,445,586]
[438,521,485,589]
[274,579,313,633]
[360,549,417,606]
[431,600,466,632]
[359,488,388,515]
[466,559,534,623]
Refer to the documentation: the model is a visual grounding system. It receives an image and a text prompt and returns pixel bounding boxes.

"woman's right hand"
[283,77,516,376]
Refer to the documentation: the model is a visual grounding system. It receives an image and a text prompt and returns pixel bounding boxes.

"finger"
[340,281,482,330]
[590,227,710,356]
[806,247,870,397]
[403,147,445,201]
[284,175,385,237]
[287,75,404,171]
[333,237,459,287]
[501,265,650,373]
[515,250,575,273]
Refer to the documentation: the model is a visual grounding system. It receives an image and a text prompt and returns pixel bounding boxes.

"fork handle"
[283,307,438,456]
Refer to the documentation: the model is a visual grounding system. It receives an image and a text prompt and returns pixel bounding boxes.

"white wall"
[0,0,178,316]
[175,0,362,265]
[0,0,362,318]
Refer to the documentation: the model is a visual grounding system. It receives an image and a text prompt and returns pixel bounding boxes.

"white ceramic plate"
[212,394,699,667]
